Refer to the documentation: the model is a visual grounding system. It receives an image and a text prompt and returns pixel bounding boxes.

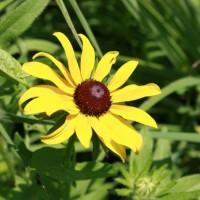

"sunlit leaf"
[160,190,200,200]
[168,174,200,193]
[0,0,50,48]
[0,49,28,84]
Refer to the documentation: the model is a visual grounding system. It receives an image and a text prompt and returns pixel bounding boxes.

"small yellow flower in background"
[19,32,161,162]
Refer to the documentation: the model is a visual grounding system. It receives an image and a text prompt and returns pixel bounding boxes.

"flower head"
[19,32,161,162]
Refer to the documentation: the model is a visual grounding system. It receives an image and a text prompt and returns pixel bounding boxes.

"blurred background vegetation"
[0,0,200,199]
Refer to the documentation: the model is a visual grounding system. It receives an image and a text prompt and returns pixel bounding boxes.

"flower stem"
[0,136,15,183]
[55,0,82,48]
[0,122,14,146]
[69,0,103,57]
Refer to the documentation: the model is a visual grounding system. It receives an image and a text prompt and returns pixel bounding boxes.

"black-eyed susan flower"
[19,32,161,162]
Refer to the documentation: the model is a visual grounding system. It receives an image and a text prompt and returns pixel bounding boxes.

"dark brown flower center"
[74,80,111,117]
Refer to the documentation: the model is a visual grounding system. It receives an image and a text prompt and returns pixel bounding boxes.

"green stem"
[63,183,71,200]
[149,131,200,143]
[69,0,103,57]
[64,135,76,168]
[140,76,200,111]
[56,0,82,48]
[0,136,15,182]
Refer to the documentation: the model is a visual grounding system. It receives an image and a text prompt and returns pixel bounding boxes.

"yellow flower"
[19,32,161,162]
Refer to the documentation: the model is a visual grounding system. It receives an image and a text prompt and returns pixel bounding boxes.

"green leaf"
[70,179,112,200]
[30,147,117,182]
[115,177,132,188]
[168,174,200,193]
[14,133,32,166]
[113,188,132,197]
[151,165,174,196]
[0,0,50,48]
[0,108,12,123]
[8,182,48,200]
[91,133,100,160]
[0,122,14,146]
[160,190,200,200]
[0,49,28,85]
[37,167,87,183]
[153,139,171,167]
[30,147,66,170]
[8,39,60,55]
[0,0,14,12]
[130,128,153,177]
[6,113,54,125]
[30,146,85,182]
[76,161,117,179]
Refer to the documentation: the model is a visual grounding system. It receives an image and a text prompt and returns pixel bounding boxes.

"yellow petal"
[33,52,75,87]
[75,113,92,148]
[110,104,157,128]
[108,60,138,92]
[22,62,74,94]
[100,136,126,163]
[89,116,126,162]
[41,115,76,144]
[111,83,161,103]
[93,51,119,81]
[79,34,95,80]
[99,112,143,153]
[19,85,66,106]
[23,94,79,116]
[53,32,82,84]
[41,116,71,139]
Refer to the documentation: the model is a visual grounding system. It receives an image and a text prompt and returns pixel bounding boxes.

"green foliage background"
[0,0,200,199]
